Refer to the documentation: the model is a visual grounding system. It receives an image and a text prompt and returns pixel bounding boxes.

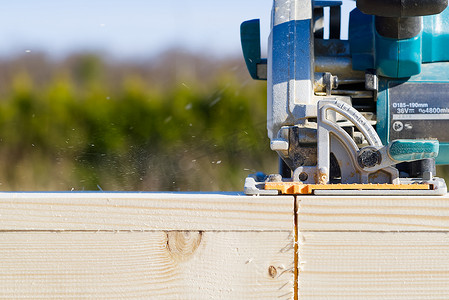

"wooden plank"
[0,231,294,299]
[298,194,449,231]
[298,231,449,299]
[0,193,295,298]
[0,192,294,231]
[297,195,449,299]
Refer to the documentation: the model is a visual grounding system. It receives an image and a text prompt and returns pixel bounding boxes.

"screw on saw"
[357,148,382,168]
[298,172,308,181]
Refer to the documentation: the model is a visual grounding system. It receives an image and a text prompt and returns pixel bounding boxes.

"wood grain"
[298,194,449,231]
[298,232,449,299]
[0,192,295,299]
[0,192,294,231]
[297,194,449,299]
[0,231,294,299]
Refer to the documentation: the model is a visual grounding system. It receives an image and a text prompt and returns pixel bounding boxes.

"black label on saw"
[388,82,449,142]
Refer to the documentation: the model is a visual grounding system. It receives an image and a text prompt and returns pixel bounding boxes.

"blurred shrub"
[0,51,277,191]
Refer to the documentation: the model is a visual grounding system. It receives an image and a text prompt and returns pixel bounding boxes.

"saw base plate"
[244,176,447,196]
[264,182,432,195]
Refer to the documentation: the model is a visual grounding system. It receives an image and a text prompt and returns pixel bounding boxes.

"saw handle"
[388,139,439,162]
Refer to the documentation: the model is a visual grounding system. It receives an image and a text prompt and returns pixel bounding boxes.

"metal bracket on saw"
[244,99,447,196]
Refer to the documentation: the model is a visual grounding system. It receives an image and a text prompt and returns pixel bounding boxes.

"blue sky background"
[0,0,356,60]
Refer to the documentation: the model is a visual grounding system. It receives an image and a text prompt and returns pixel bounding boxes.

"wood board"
[0,192,295,299]
[297,195,449,299]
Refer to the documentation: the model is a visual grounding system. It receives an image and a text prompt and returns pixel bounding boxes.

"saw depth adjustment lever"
[358,140,439,173]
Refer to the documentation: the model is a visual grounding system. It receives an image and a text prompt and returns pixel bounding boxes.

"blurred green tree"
[0,51,277,191]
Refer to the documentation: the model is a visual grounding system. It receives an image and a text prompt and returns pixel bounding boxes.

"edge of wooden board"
[0,192,294,231]
[297,194,449,231]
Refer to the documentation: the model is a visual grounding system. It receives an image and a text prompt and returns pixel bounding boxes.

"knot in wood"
[167,231,202,262]
[268,265,277,278]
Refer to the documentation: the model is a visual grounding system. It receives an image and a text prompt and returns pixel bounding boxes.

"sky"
[0,0,356,60]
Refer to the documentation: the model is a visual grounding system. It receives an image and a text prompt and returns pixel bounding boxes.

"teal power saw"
[241,0,449,195]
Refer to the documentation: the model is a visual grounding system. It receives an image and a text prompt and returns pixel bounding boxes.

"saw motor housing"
[241,0,449,193]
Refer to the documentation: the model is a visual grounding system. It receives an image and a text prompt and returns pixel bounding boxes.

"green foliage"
[0,53,277,191]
